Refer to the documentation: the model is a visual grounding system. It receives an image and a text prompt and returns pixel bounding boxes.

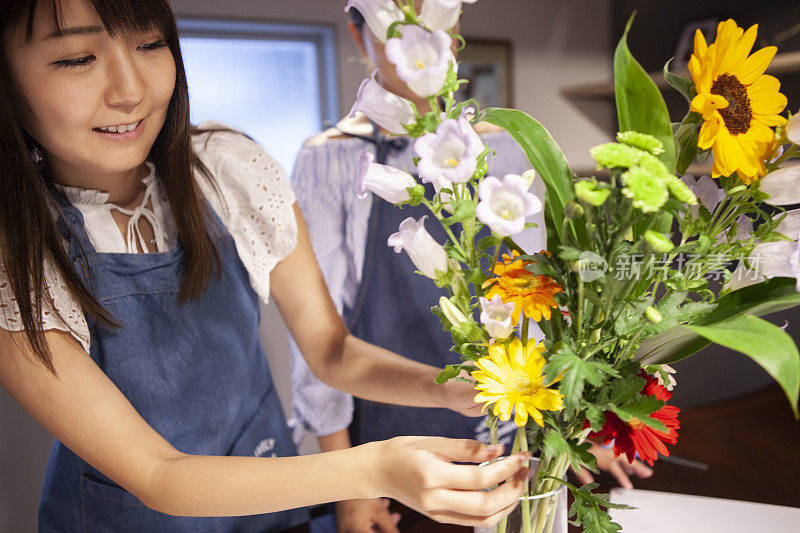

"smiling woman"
[0,0,533,531]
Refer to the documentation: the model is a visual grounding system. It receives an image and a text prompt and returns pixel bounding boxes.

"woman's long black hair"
[0,0,221,373]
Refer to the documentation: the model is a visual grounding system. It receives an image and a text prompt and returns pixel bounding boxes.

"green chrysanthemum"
[621,166,669,213]
[637,152,671,179]
[575,180,611,206]
[617,131,665,155]
[590,142,642,169]
[665,176,698,205]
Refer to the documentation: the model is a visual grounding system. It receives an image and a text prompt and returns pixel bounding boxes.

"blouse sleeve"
[0,257,91,353]
[192,121,298,304]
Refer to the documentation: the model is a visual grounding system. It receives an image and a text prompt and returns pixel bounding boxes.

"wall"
[0,1,613,530]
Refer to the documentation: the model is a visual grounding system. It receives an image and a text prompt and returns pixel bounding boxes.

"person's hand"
[573,441,653,489]
[369,437,529,527]
[439,378,484,417]
[335,498,401,533]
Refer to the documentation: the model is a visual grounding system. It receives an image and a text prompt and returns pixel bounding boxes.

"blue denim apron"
[344,129,480,445]
[38,195,308,532]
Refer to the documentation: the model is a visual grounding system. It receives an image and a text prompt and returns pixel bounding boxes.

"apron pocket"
[79,475,217,532]
[227,387,299,460]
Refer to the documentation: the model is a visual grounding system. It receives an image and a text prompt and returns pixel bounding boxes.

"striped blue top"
[287,127,547,442]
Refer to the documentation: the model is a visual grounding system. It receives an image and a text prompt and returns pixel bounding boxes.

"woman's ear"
[348,21,369,58]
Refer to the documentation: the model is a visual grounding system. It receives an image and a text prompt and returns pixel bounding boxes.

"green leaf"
[443,244,468,263]
[663,58,697,103]
[476,235,502,252]
[686,315,800,418]
[442,201,475,226]
[637,279,800,393]
[585,405,607,432]
[435,365,462,384]
[560,480,629,533]
[478,107,587,250]
[608,375,645,405]
[541,430,597,472]
[543,351,620,412]
[435,364,477,384]
[674,117,700,175]
[614,14,676,174]
[610,395,666,431]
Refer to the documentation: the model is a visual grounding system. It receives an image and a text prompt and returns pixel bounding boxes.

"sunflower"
[473,338,563,427]
[588,374,680,466]
[481,251,563,323]
[689,19,787,184]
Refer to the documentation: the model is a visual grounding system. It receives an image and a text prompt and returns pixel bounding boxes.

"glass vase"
[474,456,568,533]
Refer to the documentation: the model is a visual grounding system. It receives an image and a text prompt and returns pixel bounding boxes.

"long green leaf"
[613,14,676,174]
[637,278,800,365]
[688,315,800,418]
[479,107,586,250]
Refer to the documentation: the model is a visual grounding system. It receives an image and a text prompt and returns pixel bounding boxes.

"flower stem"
[514,427,532,533]
[522,317,530,343]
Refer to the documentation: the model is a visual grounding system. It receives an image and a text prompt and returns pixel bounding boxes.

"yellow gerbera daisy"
[688,19,787,184]
[473,338,563,427]
[481,251,563,323]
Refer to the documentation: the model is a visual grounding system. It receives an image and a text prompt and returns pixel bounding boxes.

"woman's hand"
[438,378,484,417]
[335,498,401,533]
[370,437,530,528]
[574,441,653,489]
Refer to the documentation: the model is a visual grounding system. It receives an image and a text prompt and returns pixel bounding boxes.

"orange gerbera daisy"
[481,250,563,323]
[689,19,787,184]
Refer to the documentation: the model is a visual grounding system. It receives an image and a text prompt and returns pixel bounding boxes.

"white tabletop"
[609,488,800,532]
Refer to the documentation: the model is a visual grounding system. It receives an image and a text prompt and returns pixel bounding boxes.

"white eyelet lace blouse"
[0,121,298,354]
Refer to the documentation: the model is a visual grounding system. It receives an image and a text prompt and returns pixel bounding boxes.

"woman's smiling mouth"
[93,118,145,140]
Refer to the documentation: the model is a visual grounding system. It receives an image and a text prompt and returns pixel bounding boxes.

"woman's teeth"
[97,120,140,133]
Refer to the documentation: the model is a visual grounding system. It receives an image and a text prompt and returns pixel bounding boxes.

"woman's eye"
[52,55,96,69]
[138,39,168,52]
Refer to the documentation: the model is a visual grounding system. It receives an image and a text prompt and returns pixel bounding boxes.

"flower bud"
[759,166,800,206]
[344,0,404,43]
[787,112,800,145]
[356,150,418,204]
[479,295,516,339]
[645,306,662,324]
[420,0,477,31]
[564,200,585,220]
[644,230,674,253]
[387,216,449,279]
[439,296,469,328]
[349,70,416,134]
[575,181,610,206]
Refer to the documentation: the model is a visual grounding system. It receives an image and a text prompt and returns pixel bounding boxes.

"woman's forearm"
[144,443,383,517]
[316,333,447,410]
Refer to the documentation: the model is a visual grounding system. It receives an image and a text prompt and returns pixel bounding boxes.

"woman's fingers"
[421,436,506,463]
[607,460,633,489]
[428,467,528,517]
[438,452,530,491]
[628,458,654,479]
[426,494,520,527]
[572,464,595,486]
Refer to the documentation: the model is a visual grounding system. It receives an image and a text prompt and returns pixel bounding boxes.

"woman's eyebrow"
[46,25,104,39]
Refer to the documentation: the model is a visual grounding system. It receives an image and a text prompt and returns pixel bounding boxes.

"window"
[178,19,339,174]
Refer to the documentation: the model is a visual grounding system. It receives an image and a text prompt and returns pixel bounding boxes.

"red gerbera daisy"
[589,374,680,466]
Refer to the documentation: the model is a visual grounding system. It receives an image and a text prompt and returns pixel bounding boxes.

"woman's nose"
[105,55,145,110]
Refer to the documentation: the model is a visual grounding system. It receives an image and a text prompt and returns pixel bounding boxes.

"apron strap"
[342,123,408,330]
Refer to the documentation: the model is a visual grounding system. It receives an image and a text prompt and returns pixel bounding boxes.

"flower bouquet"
[347,1,800,531]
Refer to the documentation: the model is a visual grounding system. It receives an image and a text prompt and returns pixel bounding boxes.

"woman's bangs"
[20,0,173,41]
